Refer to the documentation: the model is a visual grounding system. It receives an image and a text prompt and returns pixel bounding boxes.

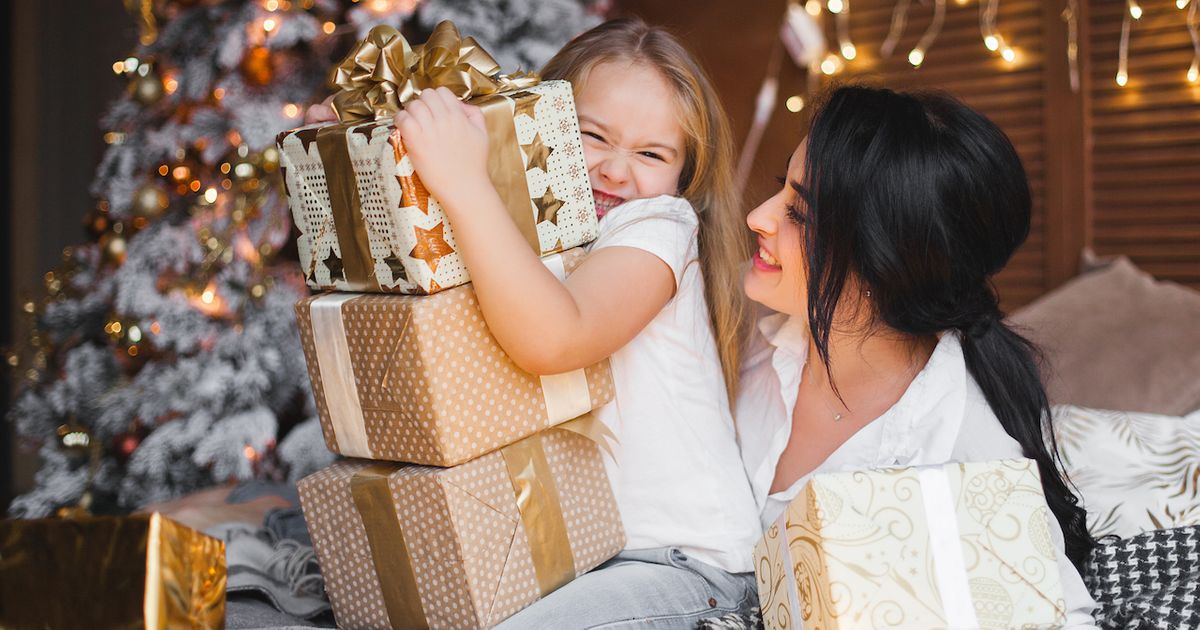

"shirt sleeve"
[587,195,699,288]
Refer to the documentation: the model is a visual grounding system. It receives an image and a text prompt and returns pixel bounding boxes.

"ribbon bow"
[330,21,536,124]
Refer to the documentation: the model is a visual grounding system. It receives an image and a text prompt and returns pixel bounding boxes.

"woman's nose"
[746,195,779,235]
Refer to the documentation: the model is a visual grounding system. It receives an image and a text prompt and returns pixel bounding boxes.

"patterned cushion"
[1053,405,1200,539]
[1083,525,1200,629]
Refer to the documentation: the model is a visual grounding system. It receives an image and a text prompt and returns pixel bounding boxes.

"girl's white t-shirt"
[585,194,762,574]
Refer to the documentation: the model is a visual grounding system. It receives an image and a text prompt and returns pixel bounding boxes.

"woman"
[736,86,1099,626]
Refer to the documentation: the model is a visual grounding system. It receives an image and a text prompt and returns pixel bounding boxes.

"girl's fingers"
[394,111,419,138]
[418,89,449,117]
[462,103,487,132]
[405,99,433,128]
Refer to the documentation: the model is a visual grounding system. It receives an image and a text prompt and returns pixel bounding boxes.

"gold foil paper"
[0,512,226,630]
[754,459,1068,630]
[298,427,624,630]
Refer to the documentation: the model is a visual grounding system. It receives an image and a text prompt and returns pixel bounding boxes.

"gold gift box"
[277,24,597,296]
[297,424,625,630]
[754,459,1068,630]
[295,247,615,467]
[0,512,226,630]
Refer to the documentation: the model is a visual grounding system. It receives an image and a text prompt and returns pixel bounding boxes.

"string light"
[785,95,805,112]
[805,0,822,16]
[1179,0,1190,9]
[1117,1,1133,86]
[820,53,844,75]
[1128,0,1142,20]
[827,0,844,14]
[835,0,856,61]
[283,103,300,118]
[908,0,946,67]
[1188,0,1200,82]
[322,21,336,34]
[263,18,277,32]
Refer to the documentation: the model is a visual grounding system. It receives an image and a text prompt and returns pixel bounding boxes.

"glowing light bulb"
[820,55,841,75]
[1001,47,1016,63]
[1188,63,1199,83]
[283,103,300,118]
[785,96,805,112]
[201,289,215,304]
[908,49,925,67]
[323,21,336,34]
[204,188,218,203]
[1178,0,1189,8]
[984,34,999,51]
[806,0,822,16]
[841,43,857,60]
[1116,70,1128,86]
[1129,3,1142,19]
[827,0,844,14]
[263,18,277,32]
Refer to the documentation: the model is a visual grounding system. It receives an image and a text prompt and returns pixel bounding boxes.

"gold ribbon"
[310,21,547,289]
[330,22,538,124]
[351,464,430,630]
[315,126,377,291]
[347,415,617,624]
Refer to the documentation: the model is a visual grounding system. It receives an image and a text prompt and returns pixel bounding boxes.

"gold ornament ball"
[132,183,169,219]
[100,232,128,264]
[240,47,274,86]
[129,72,165,105]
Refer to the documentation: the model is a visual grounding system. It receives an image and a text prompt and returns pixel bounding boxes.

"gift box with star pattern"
[277,79,598,296]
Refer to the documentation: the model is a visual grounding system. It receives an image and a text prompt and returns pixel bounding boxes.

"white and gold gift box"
[754,459,1068,630]
[277,23,597,296]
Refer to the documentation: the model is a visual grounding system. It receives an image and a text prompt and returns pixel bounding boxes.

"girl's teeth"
[759,248,779,266]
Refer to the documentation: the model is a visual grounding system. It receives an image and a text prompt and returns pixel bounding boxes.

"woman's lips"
[753,246,781,272]
[592,189,626,218]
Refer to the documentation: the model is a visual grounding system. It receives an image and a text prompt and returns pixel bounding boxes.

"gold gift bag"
[0,512,226,629]
[277,22,597,295]
[294,247,615,466]
[297,421,625,630]
[754,459,1068,630]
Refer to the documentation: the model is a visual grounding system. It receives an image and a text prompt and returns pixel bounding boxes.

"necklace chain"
[803,361,846,423]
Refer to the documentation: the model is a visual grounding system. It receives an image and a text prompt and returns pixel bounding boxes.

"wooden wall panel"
[816,0,1052,309]
[1088,0,1200,287]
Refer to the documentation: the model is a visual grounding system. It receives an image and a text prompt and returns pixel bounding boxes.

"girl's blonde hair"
[542,17,751,404]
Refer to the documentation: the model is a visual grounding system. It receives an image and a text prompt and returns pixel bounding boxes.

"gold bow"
[331,21,537,124]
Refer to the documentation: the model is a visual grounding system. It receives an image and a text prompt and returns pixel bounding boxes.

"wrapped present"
[294,247,614,466]
[754,459,1068,630]
[0,512,226,629]
[298,419,625,630]
[277,22,597,295]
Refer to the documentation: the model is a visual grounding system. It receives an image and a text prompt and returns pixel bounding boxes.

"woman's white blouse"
[735,312,1099,627]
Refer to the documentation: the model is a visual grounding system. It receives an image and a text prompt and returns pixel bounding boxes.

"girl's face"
[745,142,809,316]
[575,60,687,216]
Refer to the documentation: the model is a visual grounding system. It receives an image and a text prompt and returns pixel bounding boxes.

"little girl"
[395,18,762,628]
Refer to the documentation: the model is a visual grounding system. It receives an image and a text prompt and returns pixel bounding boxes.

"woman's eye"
[786,203,808,225]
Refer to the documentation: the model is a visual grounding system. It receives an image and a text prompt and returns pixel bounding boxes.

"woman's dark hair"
[800,85,1094,567]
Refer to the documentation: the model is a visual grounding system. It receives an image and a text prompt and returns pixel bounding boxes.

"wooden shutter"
[1089,0,1200,288]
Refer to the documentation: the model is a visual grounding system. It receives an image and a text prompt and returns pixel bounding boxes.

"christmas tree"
[8,0,605,518]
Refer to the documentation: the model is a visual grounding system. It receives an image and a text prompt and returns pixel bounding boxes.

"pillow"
[1009,256,1200,416]
[1053,405,1200,539]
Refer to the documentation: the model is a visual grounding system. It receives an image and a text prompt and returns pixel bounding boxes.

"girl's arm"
[396,87,675,374]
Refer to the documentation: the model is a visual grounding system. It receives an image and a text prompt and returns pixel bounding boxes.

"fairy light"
[1179,0,1191,9]
[265,0,280,10]
[204,188,218,203]
[820,54,844,75]
[127,326,142,343]
[908,0,946,67]
[881,0,911,58]
[1117,2,1133,86]
[1188,0,1200,82]
[263,18,277,32]
[112,60,125,74]
[283,103,300,118]
[164,76,178,94]
[785,95,805,112]
[213,87,226,101]
[1128,0,1142,20]
[834,0,857,61]
[322,21,336,34]
[827,0,844,14]
[1001,46,1016,63]
[984,34,1000,51]
[805,0,822,16]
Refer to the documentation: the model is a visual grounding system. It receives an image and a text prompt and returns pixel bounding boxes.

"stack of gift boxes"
[276,23,625,630]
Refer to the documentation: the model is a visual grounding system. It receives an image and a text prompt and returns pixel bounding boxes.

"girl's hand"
[304,94,338,124]
[394,87,490,211]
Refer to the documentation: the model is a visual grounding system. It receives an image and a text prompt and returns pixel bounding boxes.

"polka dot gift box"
[754,459,1068,630]
[276,73,597,296]
[294,248,615,467]
[297,426,624,630]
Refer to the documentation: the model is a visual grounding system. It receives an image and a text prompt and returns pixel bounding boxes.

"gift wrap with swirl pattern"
[754,459,1067,630]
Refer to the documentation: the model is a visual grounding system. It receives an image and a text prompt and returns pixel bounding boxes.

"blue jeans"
[492,547,758,629]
